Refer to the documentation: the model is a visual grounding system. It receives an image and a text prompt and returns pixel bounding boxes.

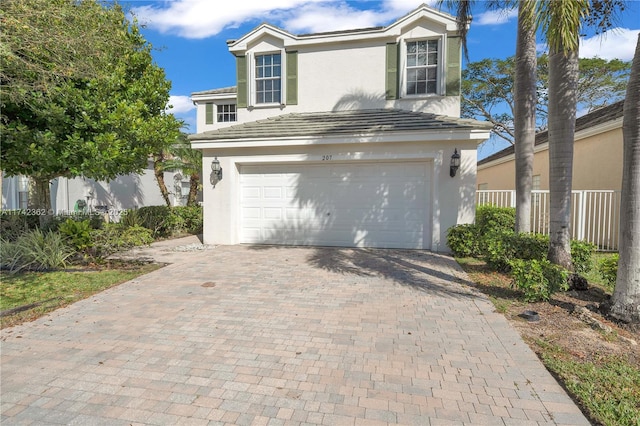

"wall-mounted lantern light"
[449,148,461,177]
[211,157,223,187]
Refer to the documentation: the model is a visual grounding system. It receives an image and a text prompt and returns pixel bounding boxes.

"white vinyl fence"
[476,190,621,251]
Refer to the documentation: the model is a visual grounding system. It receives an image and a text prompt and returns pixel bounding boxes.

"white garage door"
[239,162,431,249]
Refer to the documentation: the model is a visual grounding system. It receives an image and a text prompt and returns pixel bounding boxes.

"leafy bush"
[91,224,153,258]
[598,254,619,289]
[171,205,203,234]
[119,225,154,247]
[42,212,104,232]
[136,206,173,237]
[126,205,202,237]
[120,209,144,228]
[0,229,74,273]
[0,212,40,241]
[476,205,515,235]
[482,230,515,272]
[447,224,480,257]
[512,233,549,261]
[509,258,570,302]
[59,219,93,252]
[570,240,596,274]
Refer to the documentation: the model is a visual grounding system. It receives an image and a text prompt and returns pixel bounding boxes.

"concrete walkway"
[1,237,589,425]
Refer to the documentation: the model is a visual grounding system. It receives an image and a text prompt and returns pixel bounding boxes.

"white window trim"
[216,103,237,123]
[248,50,287,108]
[399,36,445,98]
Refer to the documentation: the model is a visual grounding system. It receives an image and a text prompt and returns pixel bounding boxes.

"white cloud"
[166,95,196,114]
[580,28,640,61]
[473,9,517,26]
[281,3,386,34]
[133,0,440,39]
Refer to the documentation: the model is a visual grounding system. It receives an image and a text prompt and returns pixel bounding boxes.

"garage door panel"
[239,162,431,249]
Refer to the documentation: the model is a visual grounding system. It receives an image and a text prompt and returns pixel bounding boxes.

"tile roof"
[478,100,624,166]
[191,86,237,96]
[189,109,492,141]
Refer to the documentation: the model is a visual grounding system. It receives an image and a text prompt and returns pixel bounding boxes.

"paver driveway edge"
[1,239,590,425]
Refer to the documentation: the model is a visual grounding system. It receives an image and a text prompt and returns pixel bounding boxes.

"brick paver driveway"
[1,238,588,425]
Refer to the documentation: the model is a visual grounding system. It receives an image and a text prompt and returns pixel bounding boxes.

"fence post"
[510,190,516,208]
[577,191,585,241]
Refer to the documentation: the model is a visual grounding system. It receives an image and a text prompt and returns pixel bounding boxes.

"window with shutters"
[217,104,236,122]
[406,40,438,95]
[255,53,281,104]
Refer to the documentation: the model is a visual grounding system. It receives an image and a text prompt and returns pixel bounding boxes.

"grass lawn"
[457,254,640,426]
[1,262,161,328]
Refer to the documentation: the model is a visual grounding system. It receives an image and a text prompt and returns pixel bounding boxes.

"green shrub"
[598,254,619,289]
[447,224,480,257]
[120,209,144,228]
[42,212,104,232]
[476,205,516,235]
[128,205,202,237]
[570,240,596,274]
[119,225,154,247]
[137,206,172,237]
[171,205,203,234]
[510,258,570,302]
[0,229,74,273]
[512,233,549,261]
[59,219,93,252]
[0,212,40,241]
[91,224,153,258]
[482,230,516,272]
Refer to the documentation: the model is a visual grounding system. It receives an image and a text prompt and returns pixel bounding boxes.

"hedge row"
[447,205,596,301]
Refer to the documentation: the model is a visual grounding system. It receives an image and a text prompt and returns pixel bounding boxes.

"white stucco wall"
[194,14,462,134]
[199,138,478,252]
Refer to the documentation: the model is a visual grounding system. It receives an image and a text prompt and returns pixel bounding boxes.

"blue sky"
[125,0,640,159]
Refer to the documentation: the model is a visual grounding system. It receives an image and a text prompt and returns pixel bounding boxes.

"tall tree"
[543,0,585,269]
[513,0,537,233]
[609,34,640,323]
[540,0,625,268]
[1,1,182,210]
[462,56,631,143]
[159,134,203,207]
[1,0,132,105]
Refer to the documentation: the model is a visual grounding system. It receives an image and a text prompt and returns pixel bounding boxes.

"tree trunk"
[32,177,52,211]
[153,154,171,207]
[547,42,579,271]
[514,0,537,234]
[609,34,640,323]
[187,173,200,207]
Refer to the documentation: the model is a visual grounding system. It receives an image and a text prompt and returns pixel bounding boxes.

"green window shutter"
[205,103,214,125]
[385,43,399,100]
[446,36,461,96]
[286,51,298,105]
[236,55,248,108]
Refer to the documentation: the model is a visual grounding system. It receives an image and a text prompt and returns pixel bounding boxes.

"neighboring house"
[189,5,491,251]
[1,162,191,214]
[477,101,624,191]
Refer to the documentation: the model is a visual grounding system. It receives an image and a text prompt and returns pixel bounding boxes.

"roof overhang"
[190,129,490,150]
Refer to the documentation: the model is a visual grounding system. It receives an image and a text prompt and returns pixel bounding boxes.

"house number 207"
[322,155,333,161]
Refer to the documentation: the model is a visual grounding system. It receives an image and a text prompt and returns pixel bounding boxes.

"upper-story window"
[255,53,281,104]
[406,40,438,95]
[217,104,237,122]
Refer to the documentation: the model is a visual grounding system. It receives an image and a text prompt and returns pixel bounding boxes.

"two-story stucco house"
[189,5,491,251]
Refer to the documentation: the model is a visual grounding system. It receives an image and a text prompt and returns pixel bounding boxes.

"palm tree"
[153,150,172,207]
[161,133,202,207]
[609,34,640,323]
[513,0,537,234]
[541,0,586,269]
